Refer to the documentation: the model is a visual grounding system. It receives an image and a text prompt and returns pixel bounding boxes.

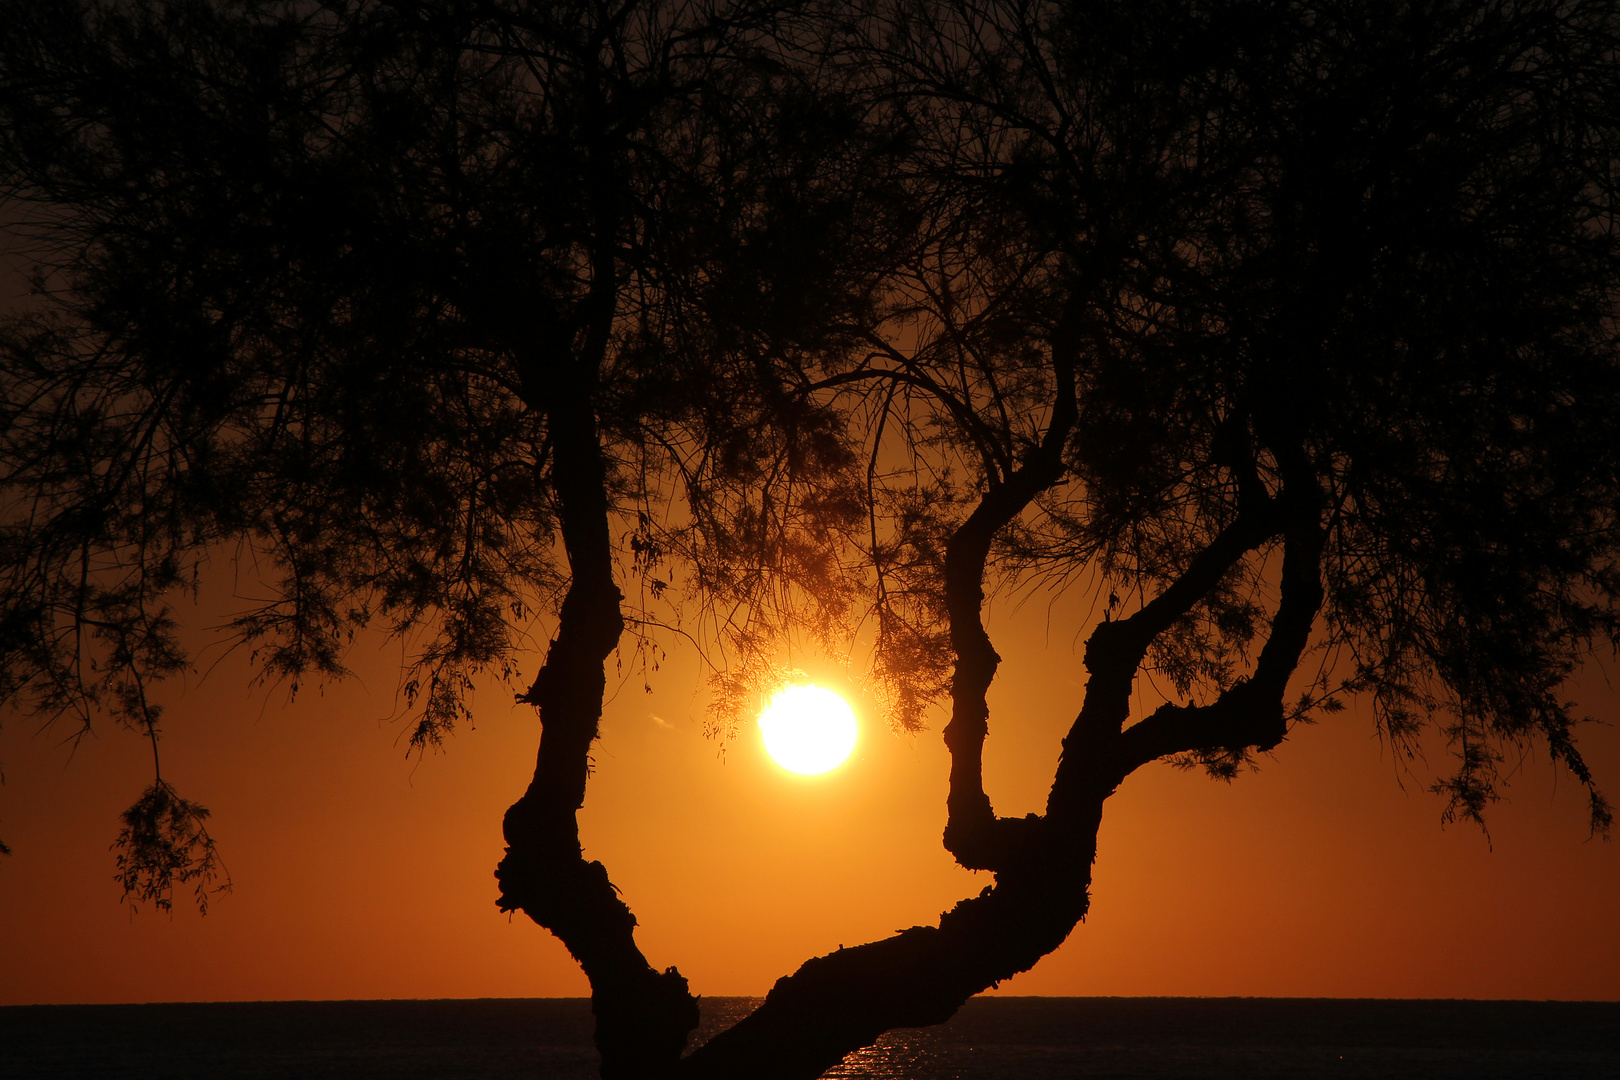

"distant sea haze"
[4,996,1616,1079]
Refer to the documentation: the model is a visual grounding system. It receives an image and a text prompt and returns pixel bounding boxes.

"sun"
[758,684,859,775]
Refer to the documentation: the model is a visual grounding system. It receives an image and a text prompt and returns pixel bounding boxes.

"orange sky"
[2,575,1618,1007]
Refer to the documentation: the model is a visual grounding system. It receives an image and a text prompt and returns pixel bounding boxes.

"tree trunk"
[495,388,700,1079]
[678,801,1104,1080]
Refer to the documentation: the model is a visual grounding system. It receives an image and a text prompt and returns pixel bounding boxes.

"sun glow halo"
[758,684,858,775]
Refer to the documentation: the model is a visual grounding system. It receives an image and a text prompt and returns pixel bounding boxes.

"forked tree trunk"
[491,344,1316,1078]
[679,482,1322,1077]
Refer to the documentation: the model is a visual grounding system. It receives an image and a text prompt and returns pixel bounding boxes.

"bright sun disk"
[759,684,858,775]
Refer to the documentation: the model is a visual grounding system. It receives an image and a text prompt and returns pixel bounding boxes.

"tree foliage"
[112,778,227,913]
[0,0,894,849]
[828,0,1620,826]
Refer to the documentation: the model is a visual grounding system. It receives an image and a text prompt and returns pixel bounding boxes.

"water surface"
[5,996,1615,1078]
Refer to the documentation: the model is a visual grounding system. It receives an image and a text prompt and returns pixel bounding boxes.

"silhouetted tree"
[673,3,1620,1072]
[4,2,1619,1078]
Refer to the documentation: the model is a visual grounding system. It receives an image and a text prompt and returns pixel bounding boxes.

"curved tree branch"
[1045,484,1290,827]
[1116,517,1327,774]
[941,317,1078,872]
[806,345,1009,483]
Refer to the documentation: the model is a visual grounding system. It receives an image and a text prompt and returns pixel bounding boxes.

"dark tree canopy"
[4,1,1619,1077]
[0,0,883,737]
[835,0,1620,831]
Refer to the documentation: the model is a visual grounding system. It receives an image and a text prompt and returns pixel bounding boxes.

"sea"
[3,996,1616,1079]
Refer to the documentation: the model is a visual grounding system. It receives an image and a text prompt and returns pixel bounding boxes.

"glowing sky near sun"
[1,584,1617,1005]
